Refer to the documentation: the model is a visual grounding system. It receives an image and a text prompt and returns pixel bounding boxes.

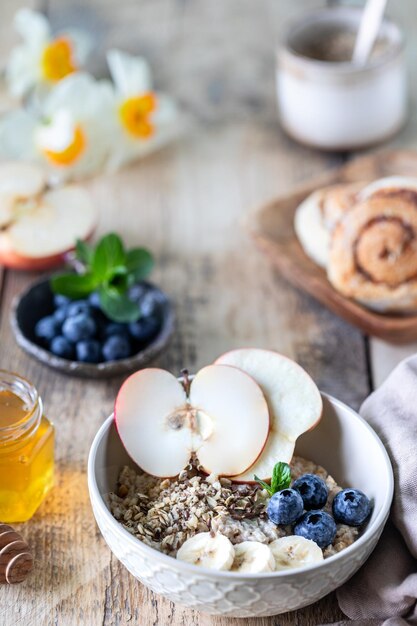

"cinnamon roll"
[359,176,417,202]
[328,196,417,312]
[294,189,330,268]
[294,182,364,268]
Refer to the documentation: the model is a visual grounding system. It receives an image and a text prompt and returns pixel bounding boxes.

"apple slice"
[0,184,97,270]
[0,162,47,229]
[114,365,270,478]
[189,364,270,476]
[0,162,46,199]
[215,349,322,482]
[115,369,191,477]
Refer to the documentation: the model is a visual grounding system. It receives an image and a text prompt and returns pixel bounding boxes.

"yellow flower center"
[42,125,86,166]
[41,37,76,82]
[119,94,157,138]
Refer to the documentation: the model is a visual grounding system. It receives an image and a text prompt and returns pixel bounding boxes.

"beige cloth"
[329,355,417,626]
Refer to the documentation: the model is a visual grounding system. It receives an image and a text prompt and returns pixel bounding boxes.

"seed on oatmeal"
[117,484,129,497]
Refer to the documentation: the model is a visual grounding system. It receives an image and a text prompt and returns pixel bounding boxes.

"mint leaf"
[50,233,155,323]
[271,462,291,494]
[254,476,273,496]
[51,272,98,299]
[75,239,93,266]
[92,233,125,281]
[107,265,129,291]
[126,248,154,281]
[255,463,291,497]
[99,286,141,323]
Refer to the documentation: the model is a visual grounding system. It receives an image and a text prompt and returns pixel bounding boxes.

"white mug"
[277,6,407,151]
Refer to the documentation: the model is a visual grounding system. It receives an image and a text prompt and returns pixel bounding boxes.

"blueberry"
[128,316,160,343]
[294,510,337,548]
[88,291,101,308]
[103,322,129,338]
[128,284,146,303]
[67,300,91,317]
[332,489,371,526]
[267,489,304,525]
[53,306,68,325]
[62,313,96,342]
[139,290,159,317]
[54,294,70,308]
[102,335,131,361]
[293,474,328,510]
[50,336,74,359]
[35,316,60,341]
[76,339,101,363]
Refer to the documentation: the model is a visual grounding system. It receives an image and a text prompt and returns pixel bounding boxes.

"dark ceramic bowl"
[10,278,175,379]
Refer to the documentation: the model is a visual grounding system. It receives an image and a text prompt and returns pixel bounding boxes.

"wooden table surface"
[1,1,416,624]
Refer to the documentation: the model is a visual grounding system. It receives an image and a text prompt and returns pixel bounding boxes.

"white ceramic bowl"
[277,6,407,150]
[88,393,393,617]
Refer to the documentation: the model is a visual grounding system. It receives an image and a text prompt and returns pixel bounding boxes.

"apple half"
[215,349,322,482]
[0,162,97,270]
[114,365,270,478]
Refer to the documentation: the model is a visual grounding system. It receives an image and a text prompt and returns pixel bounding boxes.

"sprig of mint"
[51,233,154,323]
[255,462,291,496]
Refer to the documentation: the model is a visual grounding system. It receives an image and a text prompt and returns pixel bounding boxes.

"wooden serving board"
[248,150,417,344]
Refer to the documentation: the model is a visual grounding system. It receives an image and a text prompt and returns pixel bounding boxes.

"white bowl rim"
[88,391,394,580]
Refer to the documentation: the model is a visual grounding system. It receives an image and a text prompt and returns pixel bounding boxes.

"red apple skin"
[214,349,323,484]
[0,226,96,271]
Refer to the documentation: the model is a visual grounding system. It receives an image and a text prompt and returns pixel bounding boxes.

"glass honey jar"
[0,371,54,522]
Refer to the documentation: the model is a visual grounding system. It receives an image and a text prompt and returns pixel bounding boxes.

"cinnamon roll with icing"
[328,196,417,312]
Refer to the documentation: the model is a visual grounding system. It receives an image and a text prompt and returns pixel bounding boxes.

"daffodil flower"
[105,49,181,171]
[0,73,113,182]
[6,8,92,99]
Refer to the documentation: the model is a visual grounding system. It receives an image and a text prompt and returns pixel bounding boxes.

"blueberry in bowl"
[332,489,372,526]
[10,234,175,378]
[294,510,337,549]
[292,473,328,510]
[267,489,304,525]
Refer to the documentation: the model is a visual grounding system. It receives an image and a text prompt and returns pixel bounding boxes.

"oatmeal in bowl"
[109,455,365,572]
[88,349,393,616]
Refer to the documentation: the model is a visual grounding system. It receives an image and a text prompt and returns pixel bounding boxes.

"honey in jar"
[0,371,54,522]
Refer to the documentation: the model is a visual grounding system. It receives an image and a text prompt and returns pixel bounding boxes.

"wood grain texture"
[3,0,417,623]
[0,124,367,626]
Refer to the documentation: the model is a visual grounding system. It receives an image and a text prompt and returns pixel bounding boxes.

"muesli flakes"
[109,456,359,557]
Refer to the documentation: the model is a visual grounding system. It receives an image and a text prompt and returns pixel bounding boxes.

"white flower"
[0,73,113,182]
[105,49,181,171]
[6,8,92,99]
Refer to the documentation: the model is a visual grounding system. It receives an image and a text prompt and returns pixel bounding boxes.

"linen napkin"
[327,354,417,626]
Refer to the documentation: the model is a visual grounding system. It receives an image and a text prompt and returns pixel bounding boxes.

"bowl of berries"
[10,234,175,378]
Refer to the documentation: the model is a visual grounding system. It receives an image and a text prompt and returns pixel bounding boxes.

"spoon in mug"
[352,0,388,66]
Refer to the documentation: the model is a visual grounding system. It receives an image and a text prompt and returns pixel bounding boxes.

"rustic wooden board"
[249,150,417,344]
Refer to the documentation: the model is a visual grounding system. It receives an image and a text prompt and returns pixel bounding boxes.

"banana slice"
[270,536,323,571]
[231,541,275,573]
[176,532,235,571]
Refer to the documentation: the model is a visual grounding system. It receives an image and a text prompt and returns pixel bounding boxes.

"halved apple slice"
[0,183,97,270]
[114,365,270,478]
[215,349,322,482]
[0,162,46,199]
[0,162,47,229]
